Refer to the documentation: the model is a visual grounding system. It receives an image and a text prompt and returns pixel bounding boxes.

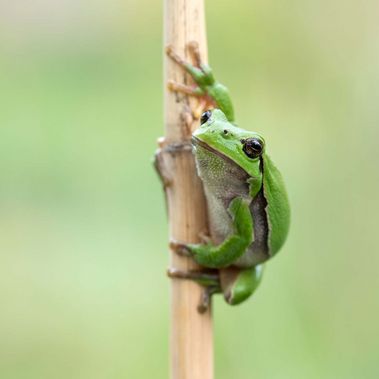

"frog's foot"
[198,285,220,313]
[167,267,219,283]
[165,41,203,72]
[167,267,221,313]
[169,239,193,257]
[166,42,235,123]
[166,42,216,108]
[166,45,189,68]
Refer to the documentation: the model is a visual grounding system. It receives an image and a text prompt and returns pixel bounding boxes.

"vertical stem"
[162,0,213,378]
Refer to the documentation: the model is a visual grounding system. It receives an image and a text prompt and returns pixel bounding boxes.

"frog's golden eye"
[200,110,212,124]
[241,138,264,158]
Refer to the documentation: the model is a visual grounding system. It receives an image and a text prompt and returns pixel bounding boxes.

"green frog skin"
[165,43,290,311]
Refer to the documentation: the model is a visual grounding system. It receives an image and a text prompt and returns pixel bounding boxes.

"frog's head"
[192,109,265,178]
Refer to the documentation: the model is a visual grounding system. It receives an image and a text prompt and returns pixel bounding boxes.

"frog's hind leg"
[167,268,221,313]
[220,265,264,305]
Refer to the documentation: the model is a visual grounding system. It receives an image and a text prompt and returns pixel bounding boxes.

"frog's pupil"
[251,140,261,150]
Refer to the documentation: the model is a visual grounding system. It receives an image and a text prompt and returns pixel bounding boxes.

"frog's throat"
[192,136,250,176]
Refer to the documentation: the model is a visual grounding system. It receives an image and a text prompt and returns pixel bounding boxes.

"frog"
[164,42,290,312]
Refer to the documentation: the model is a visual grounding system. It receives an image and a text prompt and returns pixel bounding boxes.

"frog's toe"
[187,41,201,65]
[169,239,193,257]
[187,41,199,51]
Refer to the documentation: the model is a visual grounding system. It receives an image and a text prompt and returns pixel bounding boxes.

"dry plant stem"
[158,0,213,378]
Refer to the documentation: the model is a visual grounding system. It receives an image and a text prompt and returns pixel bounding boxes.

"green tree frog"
[163,42,290,312]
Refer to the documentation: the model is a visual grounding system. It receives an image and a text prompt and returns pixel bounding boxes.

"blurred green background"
[0,0,378,378]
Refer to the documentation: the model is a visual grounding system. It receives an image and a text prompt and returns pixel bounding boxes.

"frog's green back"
[262,154,290,256]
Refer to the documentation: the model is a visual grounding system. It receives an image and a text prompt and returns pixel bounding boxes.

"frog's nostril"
[223,129,228,135]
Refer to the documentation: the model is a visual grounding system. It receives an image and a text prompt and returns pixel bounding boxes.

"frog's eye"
[200,110,212,125]
[241,138,264,158]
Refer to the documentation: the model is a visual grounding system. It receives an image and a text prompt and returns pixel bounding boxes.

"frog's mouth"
[191,136,229,160]
[192,136,263,177]
[192,136,250,174]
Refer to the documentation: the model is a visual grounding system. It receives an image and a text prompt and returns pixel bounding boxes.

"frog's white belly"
[204,186,269,268]
[194,142,269,267]
[205,189,233,244]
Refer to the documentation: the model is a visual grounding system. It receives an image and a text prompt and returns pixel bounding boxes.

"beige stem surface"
[160,0,213,378]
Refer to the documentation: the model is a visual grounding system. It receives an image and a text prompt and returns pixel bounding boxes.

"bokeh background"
[0,0,378,378]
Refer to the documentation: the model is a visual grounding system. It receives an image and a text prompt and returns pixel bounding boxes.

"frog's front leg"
[170,197,253,269]
[166,42,235,122]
